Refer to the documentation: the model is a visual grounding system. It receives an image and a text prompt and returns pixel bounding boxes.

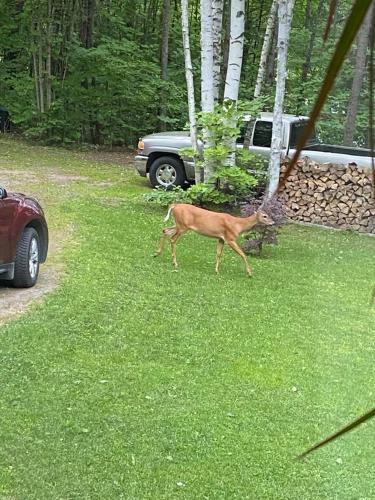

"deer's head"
[256,210,275,226]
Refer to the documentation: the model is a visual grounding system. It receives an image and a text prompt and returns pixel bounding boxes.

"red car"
[0,187,48,287]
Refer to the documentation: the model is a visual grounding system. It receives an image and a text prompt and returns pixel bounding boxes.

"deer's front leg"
[227,239,253,277]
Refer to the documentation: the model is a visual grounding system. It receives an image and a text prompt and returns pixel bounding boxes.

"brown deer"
[154,203,274,276]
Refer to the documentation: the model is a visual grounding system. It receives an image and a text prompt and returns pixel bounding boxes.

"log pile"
[279,158,375,234]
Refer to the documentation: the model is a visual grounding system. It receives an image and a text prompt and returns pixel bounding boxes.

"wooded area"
[0,0,372,148]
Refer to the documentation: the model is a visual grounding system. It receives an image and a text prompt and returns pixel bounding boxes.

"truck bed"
[304,143,371,158]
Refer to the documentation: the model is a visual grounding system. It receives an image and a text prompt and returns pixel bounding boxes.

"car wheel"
[149,156,186,188]
[12,228,40,288]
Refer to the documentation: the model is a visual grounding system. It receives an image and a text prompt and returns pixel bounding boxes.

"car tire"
[149,156,186,188]
[12,228,40,288]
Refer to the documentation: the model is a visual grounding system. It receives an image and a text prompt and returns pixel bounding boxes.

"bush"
[143,166,259,208]
[143,186,189,207]
[241,196,285,255]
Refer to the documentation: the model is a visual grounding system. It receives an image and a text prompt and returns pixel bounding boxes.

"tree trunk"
[81,0,96,48]
[223,0,245,166]
[38,23,45,114]
[265,22,278,85]
[220,0,231,101]
[254,0,278,99]
[200,0,215,181]
[46,0,53,111]
[32,51,41,112]
[212,0,224,103]
[160,0,171,131]
[181,0,200,182]
[296,0,324,112]
[266,0,294,201]
[244,0,277,149]
[343,4,373,146]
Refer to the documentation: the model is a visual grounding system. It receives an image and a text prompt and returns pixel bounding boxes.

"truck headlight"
[137,140,144,151]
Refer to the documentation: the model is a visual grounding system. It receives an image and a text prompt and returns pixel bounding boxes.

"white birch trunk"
[200,0,215,180]
[223,0,245,166]
[181,0,200,182]
[160,0,171,131]
[254,0,278,98]
[244,0,277,149]
[212,0,224,103]
[266,0,294,201]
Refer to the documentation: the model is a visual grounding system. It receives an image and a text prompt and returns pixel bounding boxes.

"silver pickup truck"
[134,113,372,188]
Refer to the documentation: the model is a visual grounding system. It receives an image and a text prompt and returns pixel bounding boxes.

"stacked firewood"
[279,158,375,234]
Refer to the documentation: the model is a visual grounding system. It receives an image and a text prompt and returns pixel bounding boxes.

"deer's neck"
[238,213,258,233]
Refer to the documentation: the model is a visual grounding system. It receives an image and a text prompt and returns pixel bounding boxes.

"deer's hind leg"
[170,230,186,268]
[215,239,225,274]
[154,226,177,257]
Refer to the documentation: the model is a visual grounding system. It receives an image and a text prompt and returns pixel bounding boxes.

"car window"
[252,121,273,147]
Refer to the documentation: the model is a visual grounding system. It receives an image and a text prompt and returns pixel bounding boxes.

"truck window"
[236,120,255,144]
[252,121,272,147]
[290,121,318,147]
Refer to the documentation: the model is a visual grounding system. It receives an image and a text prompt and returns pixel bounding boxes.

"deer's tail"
[164,204,175,222]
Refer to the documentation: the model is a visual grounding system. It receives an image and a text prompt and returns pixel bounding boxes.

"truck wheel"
[12,228,40,288]
[149,156,186,188]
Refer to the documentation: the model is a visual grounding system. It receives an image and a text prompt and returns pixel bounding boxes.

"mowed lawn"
[0,136,374,499]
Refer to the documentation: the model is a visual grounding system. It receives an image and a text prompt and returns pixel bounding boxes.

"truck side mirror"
[0,187,7,199]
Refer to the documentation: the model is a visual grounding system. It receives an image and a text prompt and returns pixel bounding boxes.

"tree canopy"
[0,0,370,147]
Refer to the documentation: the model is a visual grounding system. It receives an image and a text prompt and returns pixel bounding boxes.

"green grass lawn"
[1,136,374,499]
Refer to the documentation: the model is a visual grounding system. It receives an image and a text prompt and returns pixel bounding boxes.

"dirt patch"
[0,265,60,324]
[80,149,136,169]
[0,170,41,190]
[47,173,91,184]
[0,225,75,326]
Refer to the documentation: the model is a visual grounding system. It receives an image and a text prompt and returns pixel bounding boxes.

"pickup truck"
[0,187,48,287]
[134,112,373,188]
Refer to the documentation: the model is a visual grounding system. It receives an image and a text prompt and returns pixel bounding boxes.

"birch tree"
[254,0,278,99]
[160,0,171,131]
[223,0,245,166]
[244,0,277,149]
[265,0,294,201]
[212,0,224,103]
[200,0,215,180]
[181,0,200,182]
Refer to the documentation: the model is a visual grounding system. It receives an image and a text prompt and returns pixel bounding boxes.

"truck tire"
[149,156,186,188]
[12,227,40,288]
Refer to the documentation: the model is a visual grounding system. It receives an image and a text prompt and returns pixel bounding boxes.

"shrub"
[241,196,285,255]
[143,166,259,208]
[143,186,189,207]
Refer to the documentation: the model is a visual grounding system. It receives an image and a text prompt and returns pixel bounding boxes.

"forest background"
[0,0,371,148]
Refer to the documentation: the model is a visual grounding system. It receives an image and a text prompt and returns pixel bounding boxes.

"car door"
[0,191,17,264]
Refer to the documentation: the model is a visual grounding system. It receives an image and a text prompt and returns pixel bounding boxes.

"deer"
[154,203,274,276]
